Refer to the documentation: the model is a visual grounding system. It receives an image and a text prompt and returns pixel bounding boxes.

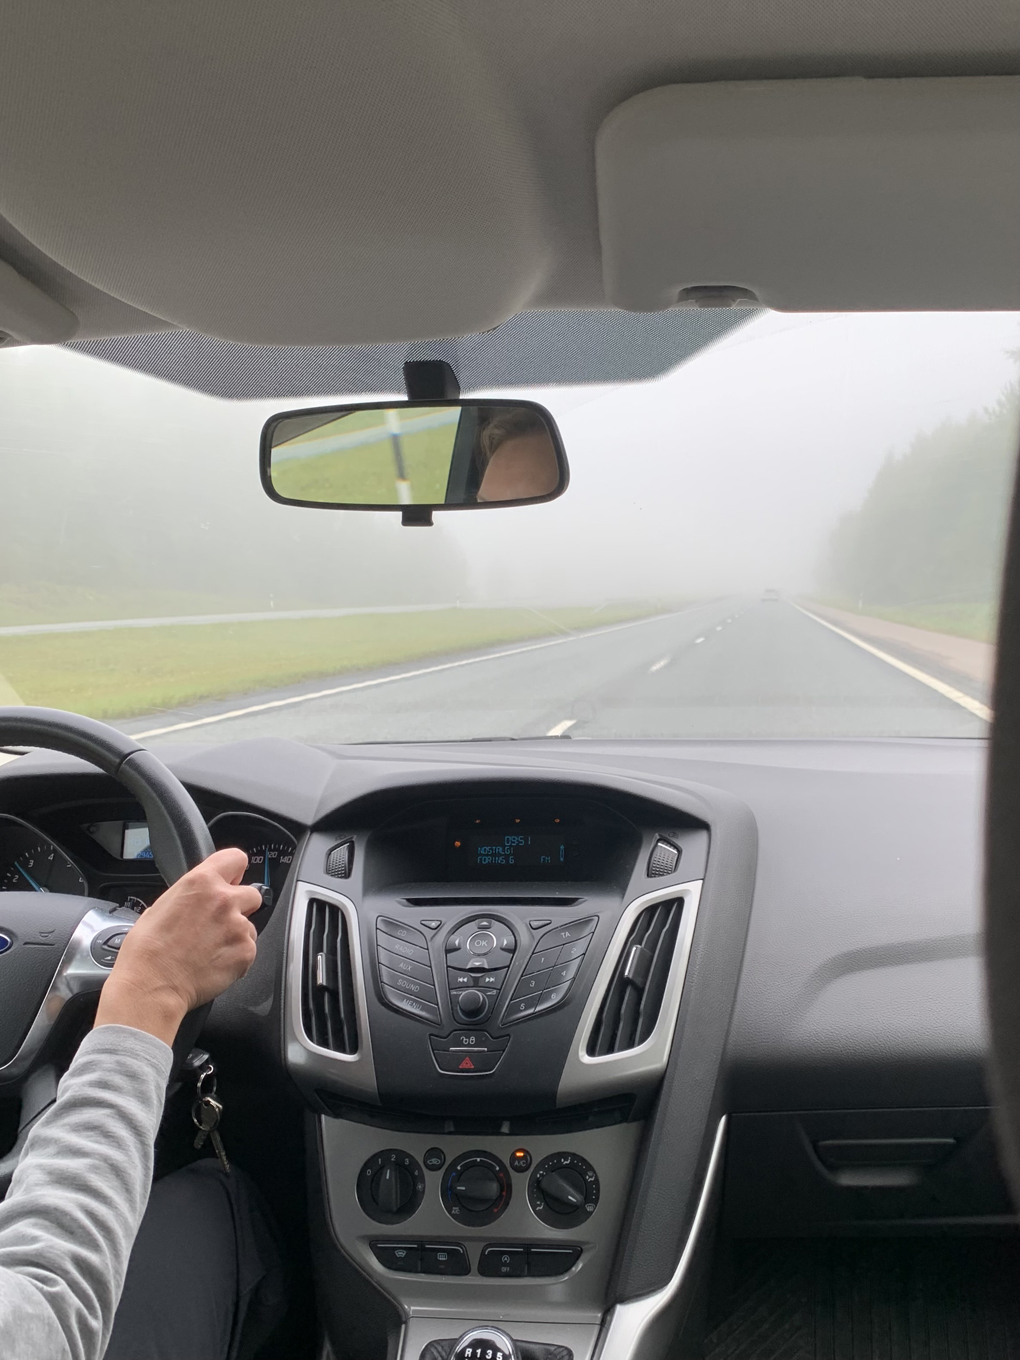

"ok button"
[467,931,496,955]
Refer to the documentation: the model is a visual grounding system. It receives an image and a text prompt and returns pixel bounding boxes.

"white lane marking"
[715,625,723,631]
[129,605,715,739]
[546,718,577,736]
[694,636,705,644]
[648,657,670,673]
[794,604,992,723]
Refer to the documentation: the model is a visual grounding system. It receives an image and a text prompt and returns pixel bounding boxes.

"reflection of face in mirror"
[476,410,560,504]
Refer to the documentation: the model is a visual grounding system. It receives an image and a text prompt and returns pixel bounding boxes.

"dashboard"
[0,735,1010,1360]
[0,803,298,911]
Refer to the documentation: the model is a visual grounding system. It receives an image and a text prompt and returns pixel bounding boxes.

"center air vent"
[302,898,358,1054]
[587,899,683,1056]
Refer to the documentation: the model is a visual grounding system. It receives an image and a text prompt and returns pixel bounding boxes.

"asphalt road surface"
[121,598,990,747]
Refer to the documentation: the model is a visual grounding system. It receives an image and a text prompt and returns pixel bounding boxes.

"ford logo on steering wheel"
[0,932,13,955]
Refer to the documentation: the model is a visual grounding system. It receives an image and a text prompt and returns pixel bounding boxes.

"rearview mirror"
[261,400,568,525]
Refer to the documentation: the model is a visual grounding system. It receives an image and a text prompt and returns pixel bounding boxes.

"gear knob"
[450,1326,519,1360]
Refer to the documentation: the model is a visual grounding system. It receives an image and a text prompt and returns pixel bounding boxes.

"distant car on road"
[761,588,780,601]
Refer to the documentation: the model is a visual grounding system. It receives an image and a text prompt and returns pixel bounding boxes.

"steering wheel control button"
[422,1243,470,1276]
[479,1245,528,1278]
[90,924,133,968]
[370,1240,421,1272]
[442,1151,511,1225]
[430,1032,508,1074]
[357,1150,426,1225]
[528,1153,599,1229]
[423,1147,446,1171]
[528,1246,582,1277]
[509,1148,532,1172]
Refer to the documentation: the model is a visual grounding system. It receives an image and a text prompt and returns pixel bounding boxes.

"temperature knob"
[528,1152,599,1229]
[441,1151,511,1226]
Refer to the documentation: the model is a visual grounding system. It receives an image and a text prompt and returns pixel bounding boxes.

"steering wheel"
[0,707,215,1185]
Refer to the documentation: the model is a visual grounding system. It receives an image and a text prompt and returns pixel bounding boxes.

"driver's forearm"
[0,1025,172,1360]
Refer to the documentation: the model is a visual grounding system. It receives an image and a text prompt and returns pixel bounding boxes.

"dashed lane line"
[794,604,992,723]
[546,719,577,736]
[648,657,670,673]
[129,605,719,740]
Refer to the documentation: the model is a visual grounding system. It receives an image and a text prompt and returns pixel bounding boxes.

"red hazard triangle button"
[458,1056,475,1070]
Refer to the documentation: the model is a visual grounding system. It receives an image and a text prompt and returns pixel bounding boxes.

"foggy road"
[122,599,990,746]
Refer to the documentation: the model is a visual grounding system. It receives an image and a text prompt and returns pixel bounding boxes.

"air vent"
[587,899,683,1056]
[302,898,358,1054]
[325,840,354,878]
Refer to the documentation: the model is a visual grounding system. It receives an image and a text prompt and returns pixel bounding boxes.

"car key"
[192,1094,231,1173]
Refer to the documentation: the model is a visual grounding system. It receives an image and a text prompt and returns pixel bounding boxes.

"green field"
[271,408,458,505]
[0,582,276,628]
[0,604,664,720]
[818,599,997,643]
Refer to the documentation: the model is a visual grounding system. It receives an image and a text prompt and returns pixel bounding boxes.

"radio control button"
[379,947,434,985]
[511,969,548,1000]
[379,965,438,1005]
[535,918,597,950]
[377,918,429,950]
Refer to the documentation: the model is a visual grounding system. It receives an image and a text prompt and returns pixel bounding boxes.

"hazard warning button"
[429,1032,509,1075]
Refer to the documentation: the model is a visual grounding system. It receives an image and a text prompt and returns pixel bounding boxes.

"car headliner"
[0,0,1017,388]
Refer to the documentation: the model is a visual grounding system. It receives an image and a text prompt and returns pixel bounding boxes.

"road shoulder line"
[794,603,992,723]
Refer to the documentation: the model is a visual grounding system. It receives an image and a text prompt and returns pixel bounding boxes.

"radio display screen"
[449,827,581,876]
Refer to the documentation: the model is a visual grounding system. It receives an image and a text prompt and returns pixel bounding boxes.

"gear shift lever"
[450,1327,520,1360]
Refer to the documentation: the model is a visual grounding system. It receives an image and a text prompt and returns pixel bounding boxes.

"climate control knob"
[372,1162,414,1215]
[356,1149,425,1224]
[538,1167,586,1214]
[528,1152,600,1229]
[441,1150,511,1226]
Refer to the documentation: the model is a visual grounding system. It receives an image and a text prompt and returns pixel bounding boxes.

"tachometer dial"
[0,814,88,896]
[208,812,297,902]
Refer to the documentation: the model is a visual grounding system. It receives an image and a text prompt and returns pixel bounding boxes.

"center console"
[280,779,746,1360]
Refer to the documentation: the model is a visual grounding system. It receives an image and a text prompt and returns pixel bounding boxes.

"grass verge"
[815,600,997,643]
[0,604,667,720]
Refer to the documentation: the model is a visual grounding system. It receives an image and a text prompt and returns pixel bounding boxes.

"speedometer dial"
[0,814,88,896]
[208,812,297,903]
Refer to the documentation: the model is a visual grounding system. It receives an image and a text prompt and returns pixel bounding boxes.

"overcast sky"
[3,309,1019,610]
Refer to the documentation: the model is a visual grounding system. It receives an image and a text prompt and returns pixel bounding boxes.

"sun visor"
[596,77,1020,313]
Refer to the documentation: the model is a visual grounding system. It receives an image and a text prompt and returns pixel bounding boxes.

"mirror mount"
[402,359,460,401]
[400,504,434,528]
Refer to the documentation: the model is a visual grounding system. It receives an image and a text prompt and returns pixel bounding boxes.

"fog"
[2,309,1018,619]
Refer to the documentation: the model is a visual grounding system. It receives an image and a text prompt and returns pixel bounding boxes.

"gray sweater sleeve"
[0,1024,173,1360]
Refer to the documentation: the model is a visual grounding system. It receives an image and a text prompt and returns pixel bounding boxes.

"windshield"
[2,311,1018,746]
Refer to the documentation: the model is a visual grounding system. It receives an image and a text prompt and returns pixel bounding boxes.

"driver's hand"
[94,848,261,1046]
